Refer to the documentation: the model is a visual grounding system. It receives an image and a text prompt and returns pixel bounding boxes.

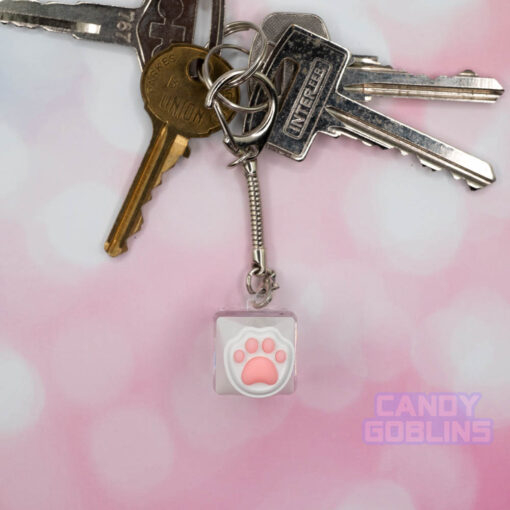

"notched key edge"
[0,1,139,45]
[104,132,189,257]
[324,103,496,191]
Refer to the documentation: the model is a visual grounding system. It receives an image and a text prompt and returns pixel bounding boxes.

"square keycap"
[215,311,297,398]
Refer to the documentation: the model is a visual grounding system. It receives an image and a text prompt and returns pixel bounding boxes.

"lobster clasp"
[205,69,278,165]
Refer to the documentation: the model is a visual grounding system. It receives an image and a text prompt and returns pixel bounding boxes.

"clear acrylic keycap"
[215,311,297,398]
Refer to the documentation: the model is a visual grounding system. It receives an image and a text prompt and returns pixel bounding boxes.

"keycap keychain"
[201,22,297,398]
[0,0,505,399]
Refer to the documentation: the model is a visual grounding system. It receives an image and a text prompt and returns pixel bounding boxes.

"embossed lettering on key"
[105,44,238,257]
[247,26,496,190]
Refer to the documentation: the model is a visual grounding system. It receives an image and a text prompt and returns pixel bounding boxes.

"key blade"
[105,45,239,257]
[341,68,505,103]
[105,127,188,257]
[0,0,138,45]
[325,93,495,189]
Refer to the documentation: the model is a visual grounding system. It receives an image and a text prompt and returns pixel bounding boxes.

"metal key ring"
[205,69,278,162]
[201,21,269,113]
[201,44,268,114]
[216,21,268,87]
[202,44,270,114]
[208,21,268,85]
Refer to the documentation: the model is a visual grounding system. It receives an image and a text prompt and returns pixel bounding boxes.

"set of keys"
[246,13,503,191]
[1,2,505,397]
[1,3,504,254]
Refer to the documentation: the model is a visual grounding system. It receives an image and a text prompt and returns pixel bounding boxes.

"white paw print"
[224,327,295,398]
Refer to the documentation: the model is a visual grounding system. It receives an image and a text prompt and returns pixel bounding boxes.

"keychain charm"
[215,312,297,398]
[202,22,297,397]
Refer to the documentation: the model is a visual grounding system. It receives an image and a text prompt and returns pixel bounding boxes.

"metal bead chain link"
[244,160,279,309]
[246,163,264,250]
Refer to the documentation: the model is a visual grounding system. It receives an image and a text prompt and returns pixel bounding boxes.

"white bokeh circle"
[294,261,412,411]
[79,44,149,153]
[0,30,83,113]
[471,107,510,221]
[0,347,45,436]
[0,123,30,199]
[412,289,510,426]
[36,182,120,267]
[343,159,467,274]
[372,0,480,27]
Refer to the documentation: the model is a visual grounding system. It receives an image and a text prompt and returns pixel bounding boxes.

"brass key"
[105,44,238,257]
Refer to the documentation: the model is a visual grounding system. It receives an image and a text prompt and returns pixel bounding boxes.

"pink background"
[1,0,510,508]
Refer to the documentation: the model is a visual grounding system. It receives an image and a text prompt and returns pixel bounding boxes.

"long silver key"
[342,58,504,103]
[251,12,504,104]
[246,26,496,190]
[0,0,224,67]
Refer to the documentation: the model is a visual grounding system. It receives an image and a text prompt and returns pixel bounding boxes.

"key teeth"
[153,168,170,188]
[106,212,143,257]
[114,160,176,251]
[419,159,483,190]
[141,163,173,205]
[0,16,57,33]
[338,131,488,191]
[335,128,392,151]
[133,213,144,235]
[0,18,36,28]
[458,70,478,77]
[418,157,443,172]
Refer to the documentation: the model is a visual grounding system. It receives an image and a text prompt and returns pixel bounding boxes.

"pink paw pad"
[222,324,295,398]
[232,337,287,387]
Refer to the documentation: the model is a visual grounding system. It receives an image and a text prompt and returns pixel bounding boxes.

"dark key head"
[247,25,351,161]
[138,0,198,64]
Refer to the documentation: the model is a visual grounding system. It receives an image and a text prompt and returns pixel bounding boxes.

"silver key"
[249,12,329,96]
[246,26,496,190]
[342,58,504,103]
[0,0,224,67]
[251,12,504,104]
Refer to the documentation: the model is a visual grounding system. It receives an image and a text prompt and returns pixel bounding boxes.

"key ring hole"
[188,58,205,81]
